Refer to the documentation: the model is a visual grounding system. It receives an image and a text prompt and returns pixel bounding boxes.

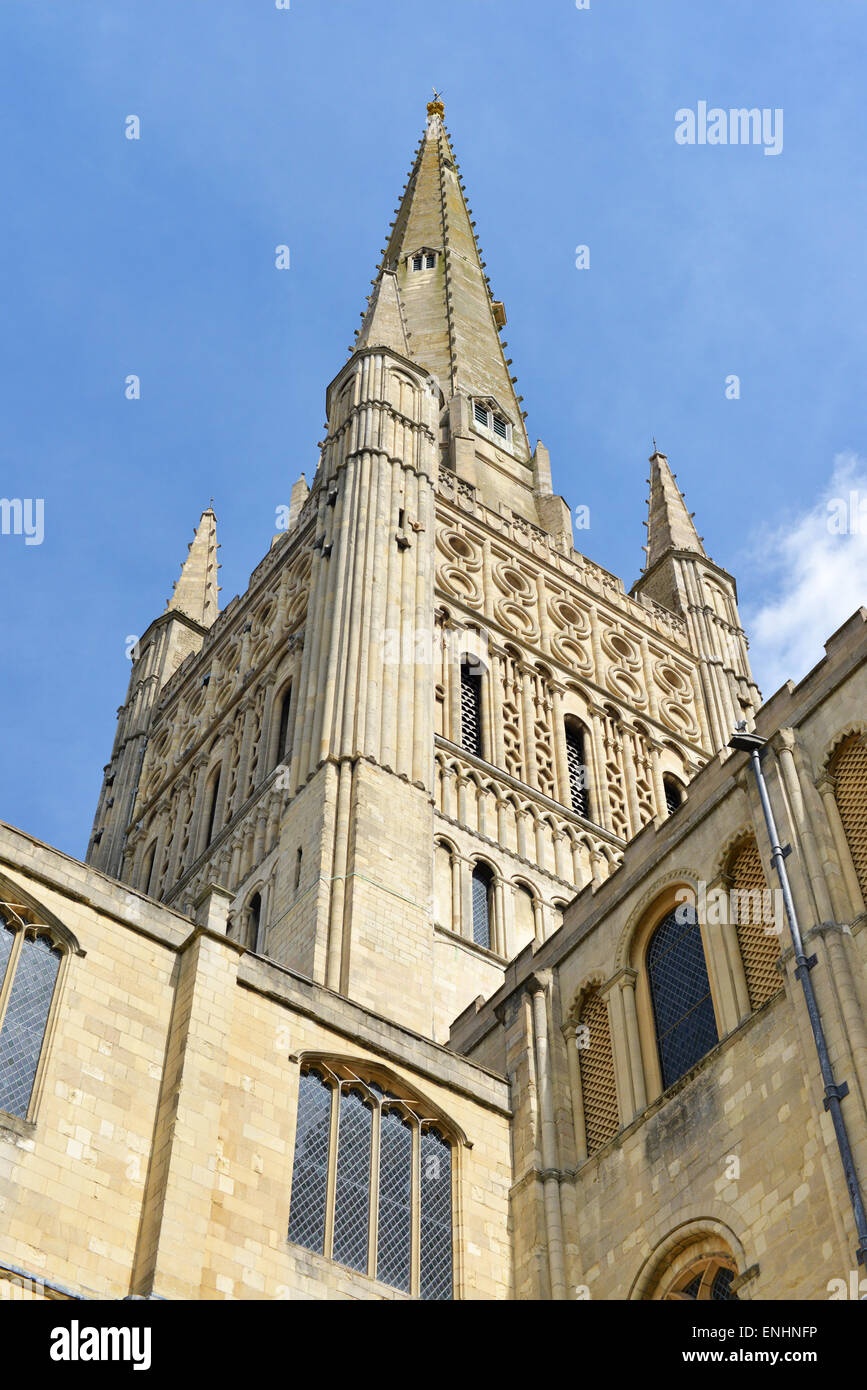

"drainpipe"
[729,725,867,1269]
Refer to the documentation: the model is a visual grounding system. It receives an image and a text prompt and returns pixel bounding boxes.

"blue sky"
[1,0,866,859]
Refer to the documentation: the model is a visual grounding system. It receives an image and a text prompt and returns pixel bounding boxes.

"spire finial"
[427,88,444,119]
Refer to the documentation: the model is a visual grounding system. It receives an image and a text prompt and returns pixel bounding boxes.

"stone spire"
[642,448,706,571]
[355,97,529,457]
[165,506,220,628]
[355,270,410,356]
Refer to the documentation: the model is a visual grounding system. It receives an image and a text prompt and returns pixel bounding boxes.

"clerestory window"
[288,1063,454,1299]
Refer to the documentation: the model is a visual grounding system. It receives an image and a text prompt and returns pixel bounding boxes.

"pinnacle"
[165,507,220,628]
[642,449,707,570]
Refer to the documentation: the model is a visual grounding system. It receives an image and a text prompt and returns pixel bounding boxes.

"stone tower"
[86,99,761,1043]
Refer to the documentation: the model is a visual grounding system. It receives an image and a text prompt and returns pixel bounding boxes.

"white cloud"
[743,452,867,698]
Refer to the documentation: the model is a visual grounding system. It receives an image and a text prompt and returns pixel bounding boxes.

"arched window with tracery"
[0,910,66,1120]
[662,1256,738,1301]
[726,836,781,1010]
[577,988,619,1157]
[647,904,718,1089]
[471,862,495,951]
[288,1061,454,1299]
[831,734,867,899]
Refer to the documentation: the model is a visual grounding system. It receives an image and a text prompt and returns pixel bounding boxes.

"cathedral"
[1,98,866,1302]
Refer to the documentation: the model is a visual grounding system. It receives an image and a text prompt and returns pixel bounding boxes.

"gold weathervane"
[428,87,445,117]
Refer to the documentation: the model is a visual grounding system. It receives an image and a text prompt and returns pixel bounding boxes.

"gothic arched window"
[471,862,494,951]
[0,914,65,1120]
[663,1257,738,1301]
[460,659,484,758]
[565,721,590,818]
[647,905,718,1089]
[288,1062,454,1299]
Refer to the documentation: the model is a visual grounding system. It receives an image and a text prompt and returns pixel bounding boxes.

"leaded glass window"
[288,1062,454,1299]
[647,907,718,1089]
[287,1068,332,1253]
[332,1088,373,1272]
[0,916,64,1120]
[664,1257,739,1301]
[376,1108,413,1292]
[460,660,483,757]
[419,1127,453,1300]
[565,722,590,818]
[471,864,494,951]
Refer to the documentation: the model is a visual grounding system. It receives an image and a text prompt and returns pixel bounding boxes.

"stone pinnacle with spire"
[165,506,220,628]
[642,448,707,571]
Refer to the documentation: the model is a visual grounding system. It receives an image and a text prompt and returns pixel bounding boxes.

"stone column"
[774,730,834,924]
[563,1020,588,1165]
[817,775,866,919]
[602,974,634,1123]
[617,969,647,1114]
[551,684,572,809]
[528,977,567,1299]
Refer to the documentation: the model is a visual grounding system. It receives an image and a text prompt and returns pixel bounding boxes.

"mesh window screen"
[288,1069,332,1253]
[460,663,483,757]
[730,838,781,1011]
[648,908,718,1089]
[578,990,619,1156]
[332,1088,373,1273]
[834,736,867,899]
[565,725,589,817]
[376,1108,413,1293]
[471,867,492,950]
[419,1128,453,1300]
[0,934,61,1118]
